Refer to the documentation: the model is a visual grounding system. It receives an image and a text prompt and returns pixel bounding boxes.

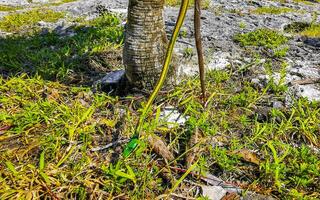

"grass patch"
[0,74,126,199]
[284,21,320,38]
[234,28,289,58]
[0,5,21,11]
[48,0,79,6]
[301,24,320,38]
[165,0,211,9]
[0,13,124,83]
[0,66,319,199]
[284,21,312,33]
[234,29,288,49]
[251,6,297,15]
[0,9,65,32]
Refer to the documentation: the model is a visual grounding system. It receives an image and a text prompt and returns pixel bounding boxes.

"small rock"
[251,77,265,89]
[202,186,227,200]
[292,84,320,101]
[303,38,320,48]
[109,8,127,14]
[177,63,198,77]
[159,106,188,128]
[289,64,320,80]
[272,100,284,109]
[207,52,231,71]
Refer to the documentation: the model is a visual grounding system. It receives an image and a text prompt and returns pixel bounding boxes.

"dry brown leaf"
[221,192,241,200]
[147,134,174,161]
[233,149,261,165]
[47,89,60,101]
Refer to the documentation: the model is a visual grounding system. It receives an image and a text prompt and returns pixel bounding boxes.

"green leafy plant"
[234,28,289,58]
[234,28,288,49]
[251,6,297,15]
[261,141,290,190]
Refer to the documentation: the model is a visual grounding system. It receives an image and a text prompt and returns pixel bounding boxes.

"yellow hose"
[135,0,190,135]
[123,0,190,158]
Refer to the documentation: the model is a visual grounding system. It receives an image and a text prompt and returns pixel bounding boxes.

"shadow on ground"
[0,13,124,85]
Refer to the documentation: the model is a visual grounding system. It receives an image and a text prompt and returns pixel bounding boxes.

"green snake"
[123,0,194,158]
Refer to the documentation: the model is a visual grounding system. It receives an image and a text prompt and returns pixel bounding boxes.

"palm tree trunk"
[123,0,170,90]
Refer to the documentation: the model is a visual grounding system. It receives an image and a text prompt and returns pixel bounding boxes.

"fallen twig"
[40,181,60,200]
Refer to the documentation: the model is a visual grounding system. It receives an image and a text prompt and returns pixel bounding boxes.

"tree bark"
[123,0,170,90]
